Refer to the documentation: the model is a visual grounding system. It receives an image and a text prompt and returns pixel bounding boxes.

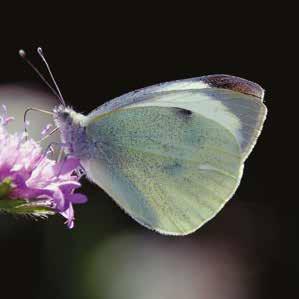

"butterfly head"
[53,105,87,129]
[53,105,89,157]
[53,105,73,126]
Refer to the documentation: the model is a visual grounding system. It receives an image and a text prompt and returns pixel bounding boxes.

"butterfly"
[19,48,267,235]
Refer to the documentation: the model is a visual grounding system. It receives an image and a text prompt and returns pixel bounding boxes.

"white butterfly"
[20,48,267,235]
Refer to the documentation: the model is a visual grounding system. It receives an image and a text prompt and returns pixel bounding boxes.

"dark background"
[0,3,295,299]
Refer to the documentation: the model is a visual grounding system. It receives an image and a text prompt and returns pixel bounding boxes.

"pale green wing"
[83,106,243,235]
[90,75,267,160]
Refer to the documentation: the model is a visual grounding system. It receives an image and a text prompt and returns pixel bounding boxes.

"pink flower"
[0,106,87,228]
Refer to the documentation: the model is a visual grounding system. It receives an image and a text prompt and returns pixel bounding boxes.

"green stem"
[0,199,55,216]
[0,178,54,216]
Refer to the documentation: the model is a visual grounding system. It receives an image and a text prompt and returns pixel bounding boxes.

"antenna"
[19,49,61,101]
[37,47,66,106]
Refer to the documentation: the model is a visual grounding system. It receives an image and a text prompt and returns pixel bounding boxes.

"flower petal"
[69,193,88,204]
[52,188,68,212]
[41,123,53,136]
[60,204,75,229]
[0,108,88,228]
[58,180,81,190]
[53,157,81,176]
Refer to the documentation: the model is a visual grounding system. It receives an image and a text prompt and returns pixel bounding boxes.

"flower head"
[0,106,87,228]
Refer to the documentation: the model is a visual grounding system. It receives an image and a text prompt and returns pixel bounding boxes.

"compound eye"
[60,111,69,120]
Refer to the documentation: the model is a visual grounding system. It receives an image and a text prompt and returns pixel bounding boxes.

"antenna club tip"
[19,49,26,58]
[37,47,43,54]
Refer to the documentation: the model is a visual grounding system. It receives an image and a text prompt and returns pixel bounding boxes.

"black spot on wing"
[163,161,183,176]
[173,107,193,120]
[201,74,264,100]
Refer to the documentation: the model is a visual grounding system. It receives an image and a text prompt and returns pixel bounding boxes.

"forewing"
[90,75,267,160]
[83,106,243,235]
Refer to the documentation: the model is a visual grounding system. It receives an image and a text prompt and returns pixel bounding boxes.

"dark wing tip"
[200,74,265,100]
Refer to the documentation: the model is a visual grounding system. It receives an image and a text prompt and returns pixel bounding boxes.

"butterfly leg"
[75,166,86,180]
[23,107,54,140]
[40,141,65,160]
[37,127,60,143]
[40,143,73,177]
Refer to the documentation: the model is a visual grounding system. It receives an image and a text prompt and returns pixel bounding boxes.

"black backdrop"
[0,3,296,299]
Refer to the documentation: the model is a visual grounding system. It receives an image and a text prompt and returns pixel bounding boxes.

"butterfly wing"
[83,75,266,235]
[90,74,267,160]
[83,105,242,235]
